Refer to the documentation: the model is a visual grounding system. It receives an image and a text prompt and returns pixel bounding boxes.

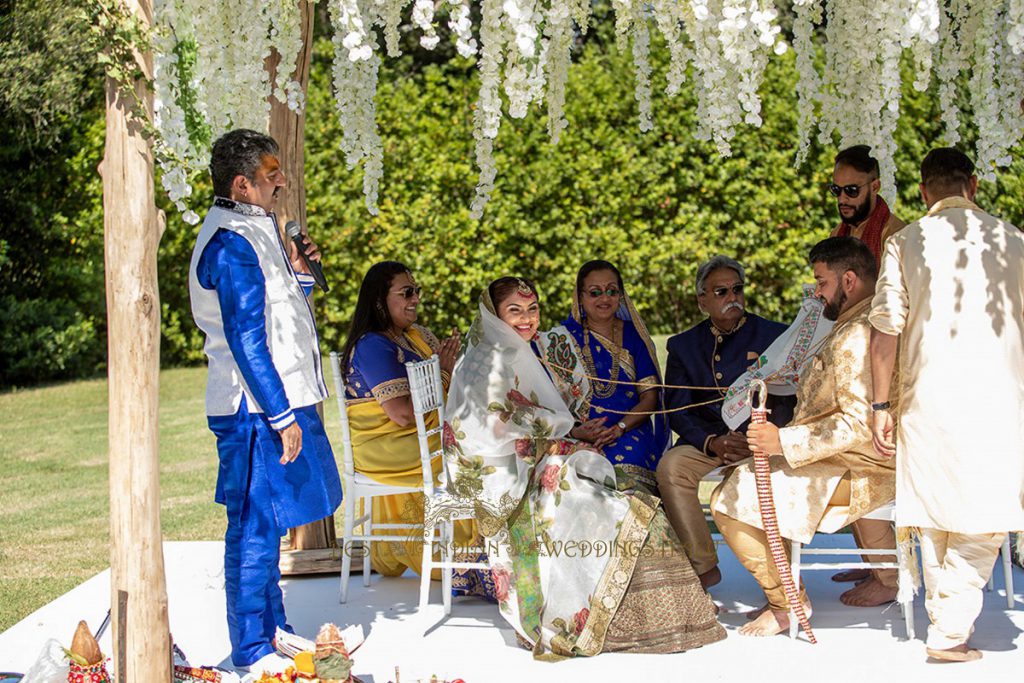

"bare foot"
[831,568,871,583]
[745,603,769,621]
[738,608,790,637]
[926,644,983,662]
[840,577,897,607]
[699,566,722,590]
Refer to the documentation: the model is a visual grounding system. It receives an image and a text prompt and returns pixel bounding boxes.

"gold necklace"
[387,328,418,363]
[582,319,623,399]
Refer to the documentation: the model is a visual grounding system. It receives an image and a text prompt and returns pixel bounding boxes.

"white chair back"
[405,356,446,491]
[328,352,356,478]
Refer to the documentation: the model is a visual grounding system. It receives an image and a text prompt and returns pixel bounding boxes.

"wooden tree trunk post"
[267,1,342,573]
[101,0,172,679]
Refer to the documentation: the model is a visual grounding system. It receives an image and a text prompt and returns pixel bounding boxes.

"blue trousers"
[209,397,341,666]
[210,402,292,667]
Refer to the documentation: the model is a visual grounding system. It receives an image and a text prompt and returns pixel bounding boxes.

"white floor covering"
[1,536,1021,683]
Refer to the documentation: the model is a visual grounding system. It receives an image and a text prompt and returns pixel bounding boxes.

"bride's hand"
[570,417,606,442]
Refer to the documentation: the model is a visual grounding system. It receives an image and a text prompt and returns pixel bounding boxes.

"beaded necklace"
[582,318,623,399]
[387,328,419,363]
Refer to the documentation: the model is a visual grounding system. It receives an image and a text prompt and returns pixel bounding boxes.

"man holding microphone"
[188,129,341,674]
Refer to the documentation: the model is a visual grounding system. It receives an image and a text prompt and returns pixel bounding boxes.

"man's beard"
[822,289,847,321]
[838,196,872,225]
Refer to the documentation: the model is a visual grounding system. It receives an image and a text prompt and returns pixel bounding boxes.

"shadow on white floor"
[1,536,1021,682]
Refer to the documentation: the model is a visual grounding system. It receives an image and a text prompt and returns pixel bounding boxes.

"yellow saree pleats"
[347,327,475,577]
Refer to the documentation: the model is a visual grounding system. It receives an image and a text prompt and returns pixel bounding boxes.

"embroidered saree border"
[571,493,657,656]
[371,377,411,402]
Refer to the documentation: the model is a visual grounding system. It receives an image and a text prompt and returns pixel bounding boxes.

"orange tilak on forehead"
[258,154,281,175]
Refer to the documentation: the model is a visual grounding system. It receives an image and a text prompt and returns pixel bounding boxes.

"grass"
[0,367,222,632]
[0,336,675,632]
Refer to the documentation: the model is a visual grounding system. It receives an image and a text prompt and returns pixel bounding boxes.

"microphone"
[285,220,329,293]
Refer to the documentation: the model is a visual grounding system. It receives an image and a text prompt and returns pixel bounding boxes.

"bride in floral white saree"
[443,277,725,659]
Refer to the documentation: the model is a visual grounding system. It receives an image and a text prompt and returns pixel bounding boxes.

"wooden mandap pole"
[268,1,342,574]
[101,0,172,679]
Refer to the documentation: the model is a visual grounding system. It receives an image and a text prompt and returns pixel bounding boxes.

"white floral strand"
[973,2,1023,179]
[412,0,441,50]
[1009,0,1024,55]
[544,0,574,143]
[901,0,940,92]
[447,0,478,58]
[470,0,507,218]
[650,0,690,97]
[502,0,545,119]
[630,4,654,132]
[266,0,307,112]
[379,0,405,58]
[152,0,200,223]
[330,0,384,213]
[792,0,822,165]
[935,0,971,145]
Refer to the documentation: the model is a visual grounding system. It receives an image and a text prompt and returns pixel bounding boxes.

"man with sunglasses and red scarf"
[829,145,907,265]
[825,145,907,605]
[656,255,795,591]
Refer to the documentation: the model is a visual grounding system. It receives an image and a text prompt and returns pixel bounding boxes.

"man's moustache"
[721,302,744,314]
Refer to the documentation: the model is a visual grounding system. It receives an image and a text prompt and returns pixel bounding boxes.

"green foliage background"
[2,8,1023,387]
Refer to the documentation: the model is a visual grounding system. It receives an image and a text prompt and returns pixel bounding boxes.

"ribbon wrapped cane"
[749,379,817,644]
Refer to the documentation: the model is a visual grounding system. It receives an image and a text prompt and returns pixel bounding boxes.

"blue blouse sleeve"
[351,333,411,404]
[197,229,294,430]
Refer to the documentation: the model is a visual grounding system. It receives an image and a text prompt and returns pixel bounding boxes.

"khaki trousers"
[918,528,1006,650]
[851,517,899,588]
[711,483,810,610]
[655,444,723,575]
[711,478,898,607]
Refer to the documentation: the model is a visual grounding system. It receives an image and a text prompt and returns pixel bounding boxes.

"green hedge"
[4,19,1024,386]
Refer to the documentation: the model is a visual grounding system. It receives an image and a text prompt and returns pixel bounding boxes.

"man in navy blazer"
[656,255,794,590]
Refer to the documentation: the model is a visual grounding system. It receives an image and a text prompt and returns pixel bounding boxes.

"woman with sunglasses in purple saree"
[340,261,491,597]
[537,260,669,491]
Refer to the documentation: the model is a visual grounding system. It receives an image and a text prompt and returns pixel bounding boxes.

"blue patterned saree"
[539,294,669,488]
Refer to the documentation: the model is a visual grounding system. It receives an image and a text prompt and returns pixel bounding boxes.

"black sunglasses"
[828,181,871,198]
[391,285,422,299]
[709,284,744,298]
[584,286,622,299]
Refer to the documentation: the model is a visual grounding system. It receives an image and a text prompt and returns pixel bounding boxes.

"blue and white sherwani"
[189,197,342,666]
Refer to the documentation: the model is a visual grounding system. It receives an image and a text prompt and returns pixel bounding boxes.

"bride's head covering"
[443,281,578,520]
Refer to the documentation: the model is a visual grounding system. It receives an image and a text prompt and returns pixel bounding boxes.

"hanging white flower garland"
[150,0,1024,222]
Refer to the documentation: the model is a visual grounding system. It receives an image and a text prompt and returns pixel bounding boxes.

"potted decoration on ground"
[65,621,109,683]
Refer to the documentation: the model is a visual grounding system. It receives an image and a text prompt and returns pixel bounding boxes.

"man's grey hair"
[695,256,745,295]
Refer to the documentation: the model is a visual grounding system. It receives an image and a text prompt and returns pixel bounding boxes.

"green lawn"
[0,336,674,632]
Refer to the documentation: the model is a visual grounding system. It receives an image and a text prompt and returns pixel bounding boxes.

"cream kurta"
[714,298,896,544]
[869,196,1024,533]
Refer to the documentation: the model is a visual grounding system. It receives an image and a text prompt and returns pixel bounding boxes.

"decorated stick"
[748,379,817,644]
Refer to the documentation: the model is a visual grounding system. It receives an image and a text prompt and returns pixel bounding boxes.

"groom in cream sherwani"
[869,147,1024,662]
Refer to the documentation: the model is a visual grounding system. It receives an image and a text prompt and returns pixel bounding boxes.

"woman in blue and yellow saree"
[537,260,669,491]
[443,277,724,658]
[341,261,491,598]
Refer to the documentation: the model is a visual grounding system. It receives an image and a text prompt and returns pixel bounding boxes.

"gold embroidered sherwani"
[713,297,895,544]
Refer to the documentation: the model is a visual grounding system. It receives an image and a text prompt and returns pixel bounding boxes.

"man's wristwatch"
[871,401,891,411]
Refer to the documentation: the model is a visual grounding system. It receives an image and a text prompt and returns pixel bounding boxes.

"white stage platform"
[1,537,1021,682]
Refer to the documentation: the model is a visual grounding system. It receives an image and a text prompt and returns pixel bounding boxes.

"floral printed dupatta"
[444,294,660,658]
